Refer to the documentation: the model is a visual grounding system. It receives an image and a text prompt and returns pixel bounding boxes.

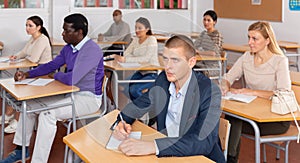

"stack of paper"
[118,62,141,68]
[222,92,257,103]
[15,78,54,86]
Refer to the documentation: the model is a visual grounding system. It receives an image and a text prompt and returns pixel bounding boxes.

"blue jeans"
[123,72,158,101]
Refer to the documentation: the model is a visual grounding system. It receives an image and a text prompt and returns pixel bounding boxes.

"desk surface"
[63,110,214,163]
[0,58,37,70]
[277,41,300,49]
[222,43,249,53]
[0,77,79,101]
[104,61,164,71]
[171,31,200,39]
[52,40,128,47]
[222,98,300,122]
[290,71,300,86]
[196,55,226,61]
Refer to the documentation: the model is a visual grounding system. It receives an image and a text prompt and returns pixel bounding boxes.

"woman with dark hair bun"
[9,15,52,64]
[194,10,223,79]
[0,15,52,134]
[111,17,159,101]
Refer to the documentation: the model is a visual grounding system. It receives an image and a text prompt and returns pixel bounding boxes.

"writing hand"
[113,121,132,141]
[14,71,27,81]
[9,55,17,61]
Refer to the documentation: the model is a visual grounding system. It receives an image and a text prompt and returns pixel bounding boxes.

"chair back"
[219,117,231,160]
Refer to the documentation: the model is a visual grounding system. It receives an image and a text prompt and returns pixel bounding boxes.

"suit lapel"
[179,72,200,136]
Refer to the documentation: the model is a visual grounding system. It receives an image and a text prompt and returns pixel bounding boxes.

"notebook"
[106,131,142,150]
[222,92,257,103]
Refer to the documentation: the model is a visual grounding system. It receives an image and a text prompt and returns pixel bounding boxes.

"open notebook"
[222,92,257,103]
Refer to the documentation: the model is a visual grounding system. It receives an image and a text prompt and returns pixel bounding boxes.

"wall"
[1,0,299,56]
[197,0,300,44]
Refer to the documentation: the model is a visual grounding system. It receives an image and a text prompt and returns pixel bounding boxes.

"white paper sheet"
[15,78,54,86]
[106,131,142,150]
[222,92,257,103]
[118,62,141,68]
[0,58,9,62]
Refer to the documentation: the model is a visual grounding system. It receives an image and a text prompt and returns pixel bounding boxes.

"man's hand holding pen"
[113,114,132,141]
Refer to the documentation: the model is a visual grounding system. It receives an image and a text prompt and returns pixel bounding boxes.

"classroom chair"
[219,117,231,161]
[285,53,300,72]
[242,85,300,163]
[63,76,109,163]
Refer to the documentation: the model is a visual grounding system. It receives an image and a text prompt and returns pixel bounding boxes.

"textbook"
[222,92,257,103]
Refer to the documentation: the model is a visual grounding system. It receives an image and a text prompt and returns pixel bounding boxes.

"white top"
[15,34,52,64]
[124,36,159,66]
[224,51,291,91]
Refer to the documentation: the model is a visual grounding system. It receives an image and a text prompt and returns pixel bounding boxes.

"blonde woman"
[221,21,291,163]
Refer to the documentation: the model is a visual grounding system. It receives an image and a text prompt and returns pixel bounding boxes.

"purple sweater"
[28,39,104,95]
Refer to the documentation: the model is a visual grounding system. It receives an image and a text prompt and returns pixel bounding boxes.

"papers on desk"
[14,78,54,86]
[9,59,25,63]
[0,58,9,62]
[118,62,141,68]
[222,92,257,103]
[106,131,142,150]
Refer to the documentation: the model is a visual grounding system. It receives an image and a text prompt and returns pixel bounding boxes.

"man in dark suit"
[113,35,225,163]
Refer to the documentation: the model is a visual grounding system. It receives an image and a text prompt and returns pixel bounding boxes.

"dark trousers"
[226,115,290,163]
[122,72,158,101]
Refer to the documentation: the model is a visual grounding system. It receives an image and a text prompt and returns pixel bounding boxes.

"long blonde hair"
[248,21,283,55]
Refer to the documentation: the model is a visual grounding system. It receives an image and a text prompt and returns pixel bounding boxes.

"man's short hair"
[165,35,196,59]
[113,9,122,16]
[64,13,88,37]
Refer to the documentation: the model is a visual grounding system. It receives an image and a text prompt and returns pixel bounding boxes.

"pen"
[119,113,127,133]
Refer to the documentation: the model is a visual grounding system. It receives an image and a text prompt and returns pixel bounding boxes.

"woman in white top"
[221,21,291,163]
[1,15,52,134]
[112,17,158,100]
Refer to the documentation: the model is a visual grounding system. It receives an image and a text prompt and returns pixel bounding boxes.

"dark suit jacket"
[120,71,225,163]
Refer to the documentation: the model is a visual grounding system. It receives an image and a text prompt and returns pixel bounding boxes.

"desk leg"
[223,111,261,163]
[0,90,6,159]
[21,101,27,163]
[112,70,119,108]
[71,93,76,132]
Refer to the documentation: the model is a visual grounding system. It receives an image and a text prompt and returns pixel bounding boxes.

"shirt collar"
[168,71,192,98]
[70,36,90,53]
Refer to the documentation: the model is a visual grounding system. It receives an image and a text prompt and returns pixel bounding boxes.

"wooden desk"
[222,98,300,163]
[291,71,300,86]
[194,55,227,81]
[0,77,79,162]
[63,110,215,163]
[277,41,300,52]
[0,57,37,71]
[222,43,249,53]
[171,31,200,39]
[105,61,163,107]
